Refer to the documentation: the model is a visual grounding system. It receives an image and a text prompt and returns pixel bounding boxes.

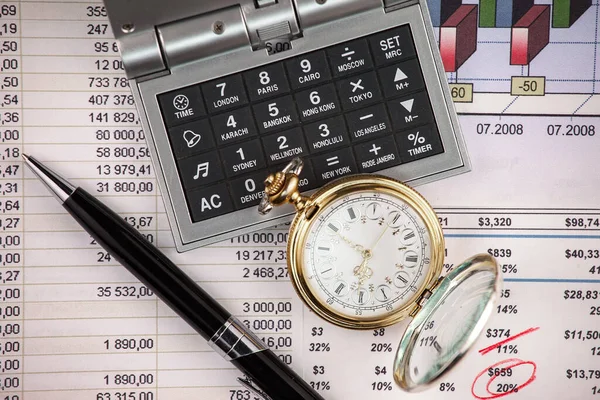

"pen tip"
[20,154,75,201]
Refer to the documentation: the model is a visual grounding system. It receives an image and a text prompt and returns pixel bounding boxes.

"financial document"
[1,0,599,399]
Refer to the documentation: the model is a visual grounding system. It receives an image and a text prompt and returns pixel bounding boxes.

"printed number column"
[155,228,299,398]
[19,2,157,399]
[0,2,23,399]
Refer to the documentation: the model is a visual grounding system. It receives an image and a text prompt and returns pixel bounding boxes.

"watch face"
[302,189,436,321]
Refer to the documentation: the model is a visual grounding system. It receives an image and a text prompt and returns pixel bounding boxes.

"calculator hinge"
[156,6,251,73]
[240,0,301,52]
[383,0,420,12]
[155,0,303,72]
[294,0,381,31]
[114,29,167,80]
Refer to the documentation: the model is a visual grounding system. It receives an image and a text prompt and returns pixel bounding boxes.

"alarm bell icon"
[183,130,201,148]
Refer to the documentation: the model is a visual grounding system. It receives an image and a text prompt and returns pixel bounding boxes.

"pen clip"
[237,376,273,400]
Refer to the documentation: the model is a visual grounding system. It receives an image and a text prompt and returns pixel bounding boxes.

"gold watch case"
[258,159,502,393]
[258,158,445,329]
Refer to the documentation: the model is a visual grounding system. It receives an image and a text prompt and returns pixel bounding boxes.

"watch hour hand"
[339,233,366,254]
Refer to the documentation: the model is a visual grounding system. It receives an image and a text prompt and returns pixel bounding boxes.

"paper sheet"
[1,0,599,399]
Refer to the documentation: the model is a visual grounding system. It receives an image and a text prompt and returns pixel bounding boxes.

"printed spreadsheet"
[0,0,599,399]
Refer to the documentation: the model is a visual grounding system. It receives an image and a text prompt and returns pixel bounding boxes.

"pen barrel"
[64,188,230,339]
[232,350,326,400]
[64,188,325,400]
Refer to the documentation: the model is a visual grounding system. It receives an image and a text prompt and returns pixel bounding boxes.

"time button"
[158,86,206,127]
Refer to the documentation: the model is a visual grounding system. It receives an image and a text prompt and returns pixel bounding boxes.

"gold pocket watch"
[259,158,502,391]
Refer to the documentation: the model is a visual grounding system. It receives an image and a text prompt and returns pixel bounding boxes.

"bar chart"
[427,0,599,116]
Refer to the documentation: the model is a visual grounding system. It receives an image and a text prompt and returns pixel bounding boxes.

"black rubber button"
[354,135,402,172]
[158,86,206,127]
[202,74,249,113]
[285,50,332,90]
[368,25,417,66]
[244,63,291,102]
[187,183,234,222]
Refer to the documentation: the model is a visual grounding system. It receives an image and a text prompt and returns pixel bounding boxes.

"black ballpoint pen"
[23,154,325,400]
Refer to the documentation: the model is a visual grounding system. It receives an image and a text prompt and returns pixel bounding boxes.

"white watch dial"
[303,191,433,319]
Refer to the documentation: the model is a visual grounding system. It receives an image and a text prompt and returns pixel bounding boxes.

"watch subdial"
[403,250,419,268]
[394,271,411,288]
[365,202,382,220]
[344,206,361,223]
[351,287,370,305]
[316,241,334,256]
[325,220,343,235]
[317,263,336,280]
[374,284,392,303]
[332,280,349,297]
[400,228,417,246]
[387,211,403,228]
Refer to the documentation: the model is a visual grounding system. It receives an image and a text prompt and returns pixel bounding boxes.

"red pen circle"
[471,358,537,399]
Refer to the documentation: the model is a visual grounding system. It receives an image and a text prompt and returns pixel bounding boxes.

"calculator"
[103,0,470,252]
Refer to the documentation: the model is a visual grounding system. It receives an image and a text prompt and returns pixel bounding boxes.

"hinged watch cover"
[393,253,501,392]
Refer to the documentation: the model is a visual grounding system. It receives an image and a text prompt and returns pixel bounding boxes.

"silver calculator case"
[103,0,470,252]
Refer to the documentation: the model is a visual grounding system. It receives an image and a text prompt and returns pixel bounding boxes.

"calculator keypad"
[157,25,445,223]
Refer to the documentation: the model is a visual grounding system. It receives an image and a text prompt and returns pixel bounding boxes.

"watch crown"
[257,158,309,215]
[264,172,286,196]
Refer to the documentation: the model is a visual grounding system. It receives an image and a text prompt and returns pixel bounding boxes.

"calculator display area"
[137,4,469,251]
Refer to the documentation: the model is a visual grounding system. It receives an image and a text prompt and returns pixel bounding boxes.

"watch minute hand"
[370,224,389,254]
